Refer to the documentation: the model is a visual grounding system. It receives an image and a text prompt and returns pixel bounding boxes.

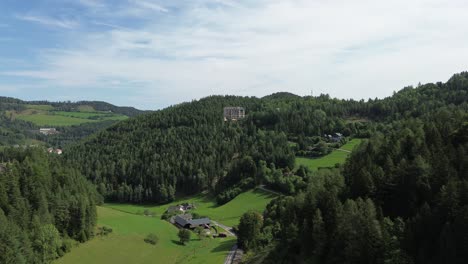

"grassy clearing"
[15,109,127,127]
[16,114,97,126]
[54,111,127,121]
[340,138,363,151]
[24,104,54,111]
[76,105,95,112]
[295,139,363,170]
[55,206,235,264]
[54,111,106,119]
[108,188,276,227]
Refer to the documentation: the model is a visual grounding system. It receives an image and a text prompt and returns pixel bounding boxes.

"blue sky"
[1,0,468,110]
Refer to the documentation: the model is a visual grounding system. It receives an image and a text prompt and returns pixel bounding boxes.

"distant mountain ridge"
[0,97,147,117]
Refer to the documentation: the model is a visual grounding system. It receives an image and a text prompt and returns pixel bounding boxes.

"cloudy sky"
[0,0,467,109]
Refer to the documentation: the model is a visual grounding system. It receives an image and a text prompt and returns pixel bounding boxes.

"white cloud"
[4,0,468,109]
[16,15,78,29]
[132,0,168,13]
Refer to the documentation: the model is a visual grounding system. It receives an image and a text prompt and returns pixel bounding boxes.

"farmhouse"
[39,128,59,135]
[174,214,211,229]
[167,203,194,213]
[47,148,63,155]
[325,133,343,142]
[223,107,245,121]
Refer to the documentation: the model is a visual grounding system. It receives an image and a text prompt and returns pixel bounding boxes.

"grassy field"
[56,189,275,264]
[55,111,128,121]
[107,188,277,227]
[55,206,236,264]
[16,113,98,126]
[340,138,363,151]
[14,105,128,127]
[24,104,55,110]
[295,139,363,170]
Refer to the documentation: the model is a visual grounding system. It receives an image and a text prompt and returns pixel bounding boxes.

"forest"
[237,73,468,264]
[0,148,98,263]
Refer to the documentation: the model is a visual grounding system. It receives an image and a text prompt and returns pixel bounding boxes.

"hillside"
[0,147,98,263]
[0,97,146,147]
[66,72,468,206]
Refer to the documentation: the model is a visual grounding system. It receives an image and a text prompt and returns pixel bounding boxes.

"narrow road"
[211,220,241,264]
[224,244,238,264]
[211,220,236,237]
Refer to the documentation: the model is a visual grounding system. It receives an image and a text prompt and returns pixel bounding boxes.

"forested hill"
[0,147,98,263]
[67,72,468,206]
[0,97,146,117]
[0,97,147,147]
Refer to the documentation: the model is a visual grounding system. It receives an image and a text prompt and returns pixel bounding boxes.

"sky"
[0,0,467,110]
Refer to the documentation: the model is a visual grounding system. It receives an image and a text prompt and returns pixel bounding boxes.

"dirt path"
[257,185,282,196]
[211,220,236,237]
[224,244,238,264]
[336,148,351,153]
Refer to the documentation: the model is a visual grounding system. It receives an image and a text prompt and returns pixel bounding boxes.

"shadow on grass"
[171,238,204,246]
[171,240,185,246]
[252,188,277,199]
[210,240,236,253]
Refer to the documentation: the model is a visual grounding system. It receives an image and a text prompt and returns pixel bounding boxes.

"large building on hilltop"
[223,107,245,121]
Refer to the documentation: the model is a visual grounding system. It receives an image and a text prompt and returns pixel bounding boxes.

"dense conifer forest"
[0,148,98,263]
[237,73,468,264]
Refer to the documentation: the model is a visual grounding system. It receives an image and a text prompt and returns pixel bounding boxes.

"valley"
[56,189,275,264]
[1,72,468,264]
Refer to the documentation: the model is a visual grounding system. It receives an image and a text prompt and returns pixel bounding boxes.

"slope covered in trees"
[67,73,468,208]
[238,73,468,264]
[0,148,98,263]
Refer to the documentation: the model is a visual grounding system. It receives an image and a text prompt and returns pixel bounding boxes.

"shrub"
[97,226,113,236]
[144,233,159,245]
[178,229,191,245]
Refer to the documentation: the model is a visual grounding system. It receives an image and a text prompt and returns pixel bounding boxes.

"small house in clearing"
[40,128,59,135]
[47,148,63,155]
[174,214,211,229]
[325,133,343,142]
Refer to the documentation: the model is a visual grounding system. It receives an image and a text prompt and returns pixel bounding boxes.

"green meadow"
[339,138,363,151]
[107,188,277,227]
[24,104,55,111]
[15,105,128,127]
[295,139,362,170]
[56,189,276,264]
[55,207,236,264]
[16,113,98,126]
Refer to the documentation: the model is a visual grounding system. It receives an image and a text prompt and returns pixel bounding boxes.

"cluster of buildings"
[325,133,343,142]
[167,203,211,230]
[167,203,194,214]
[174,214,211,229]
